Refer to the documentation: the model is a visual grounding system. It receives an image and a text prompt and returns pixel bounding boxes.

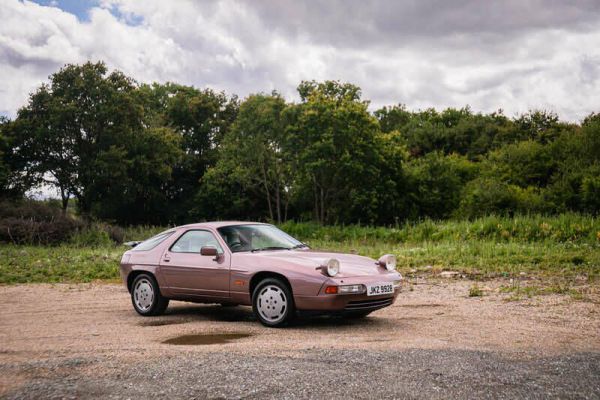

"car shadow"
[164,304,256,322]
[156,303,395,329]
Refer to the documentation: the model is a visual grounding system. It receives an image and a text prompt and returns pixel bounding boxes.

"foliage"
[69,223,125,247]
[0,200,82,245]
[404,152,478,219]
[0,118,11,196]
[0,245,122,283]
[1,214,598,284]
[8,62,142,213]
[143,83,239,223]
[198,93,291,222]
[2,61,600,225]
[469,284,484,297]
[286,80,384,223]
[280,214,600,245]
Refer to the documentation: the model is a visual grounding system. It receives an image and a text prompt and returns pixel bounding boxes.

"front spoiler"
[294,288,400,312]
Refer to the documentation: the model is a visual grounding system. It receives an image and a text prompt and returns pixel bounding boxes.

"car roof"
[177,221,269,230]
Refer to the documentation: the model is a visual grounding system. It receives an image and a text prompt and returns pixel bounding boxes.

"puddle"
[139,319,190,327]
[399,303,443,308]
[365,338,393,343]
[162,333,252,345]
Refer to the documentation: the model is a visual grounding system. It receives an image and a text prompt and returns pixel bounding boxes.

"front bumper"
[294,274,402,312]
[294,290,400,311]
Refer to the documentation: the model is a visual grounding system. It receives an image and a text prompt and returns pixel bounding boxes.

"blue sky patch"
[30,0,99,21]
[30,0,143,25]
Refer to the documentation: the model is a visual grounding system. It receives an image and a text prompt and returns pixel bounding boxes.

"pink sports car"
[120,222,402,327]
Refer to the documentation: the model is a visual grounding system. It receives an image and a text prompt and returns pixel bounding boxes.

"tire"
[252,278,295,327]
[131,273,169,316]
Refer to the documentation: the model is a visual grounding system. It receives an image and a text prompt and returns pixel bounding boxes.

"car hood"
[240,249,386,277]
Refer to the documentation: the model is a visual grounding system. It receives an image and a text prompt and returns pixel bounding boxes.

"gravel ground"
[1,280,599,399]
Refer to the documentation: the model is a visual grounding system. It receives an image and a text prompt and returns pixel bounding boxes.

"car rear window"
[132,231,175,251]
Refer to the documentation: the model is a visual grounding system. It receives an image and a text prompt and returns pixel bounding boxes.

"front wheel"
[131,273,169,316]
[252,278,295,327]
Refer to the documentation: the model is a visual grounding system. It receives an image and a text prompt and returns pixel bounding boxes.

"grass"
[468,284,484,297]
[0,245,124,284]
[308,240,599,280]
[0,214,598,285]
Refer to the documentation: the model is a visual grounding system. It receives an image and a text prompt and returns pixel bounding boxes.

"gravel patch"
[2,350,600,399]
[1,281,599,398]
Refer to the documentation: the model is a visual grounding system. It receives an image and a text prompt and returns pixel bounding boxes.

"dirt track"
[1,280,599,399]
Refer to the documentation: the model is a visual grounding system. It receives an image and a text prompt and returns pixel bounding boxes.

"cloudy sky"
[1,0,600,121]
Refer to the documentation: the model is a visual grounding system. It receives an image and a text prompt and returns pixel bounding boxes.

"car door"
[159,229,230,298]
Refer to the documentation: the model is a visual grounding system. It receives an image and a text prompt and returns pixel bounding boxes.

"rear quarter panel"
[119,230,183,295]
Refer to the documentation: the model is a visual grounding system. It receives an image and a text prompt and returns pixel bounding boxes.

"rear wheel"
[131,273,169,316]
[252,278,295,327]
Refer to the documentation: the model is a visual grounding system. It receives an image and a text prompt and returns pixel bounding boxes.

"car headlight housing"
[324,258,340,277]
[378,254,397,271]
[338,284,366,294]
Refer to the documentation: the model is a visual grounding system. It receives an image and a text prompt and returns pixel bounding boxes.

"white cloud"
[1,0,599,121]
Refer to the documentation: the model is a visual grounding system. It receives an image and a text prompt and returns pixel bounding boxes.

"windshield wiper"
[291,243,309,249]
[251,246,291,253]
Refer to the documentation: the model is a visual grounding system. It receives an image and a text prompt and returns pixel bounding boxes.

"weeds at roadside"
[499,278,595,302]
[469,284,484,297]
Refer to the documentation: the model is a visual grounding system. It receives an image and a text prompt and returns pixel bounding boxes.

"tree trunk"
[59,186,69,215]
[275,180,281,224]
[320,186,325,224]
[283,191,289,223]
[260,163,274,221]
[313,178,319,222]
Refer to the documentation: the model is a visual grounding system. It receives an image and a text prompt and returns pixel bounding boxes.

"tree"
[373,130,410,224]
[9,62,144,214]
[138,83,239,223]
[9,62,183,224]
[375,105,517,159]
[286,81,383,224]
[88,126,183,224]
[404,152,477,219]
[0,117,13,197]
[374,104,412,134]
[203,93,291,223]
[486,140,555,188]
[513,110,575,144]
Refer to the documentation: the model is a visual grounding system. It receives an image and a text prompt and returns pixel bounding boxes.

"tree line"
[0,61,598,226]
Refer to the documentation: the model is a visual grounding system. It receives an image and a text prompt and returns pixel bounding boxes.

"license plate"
[366,282,394,296]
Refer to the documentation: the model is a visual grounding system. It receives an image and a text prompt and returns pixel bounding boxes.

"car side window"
[170,230,223,254]
[132,231,175,252]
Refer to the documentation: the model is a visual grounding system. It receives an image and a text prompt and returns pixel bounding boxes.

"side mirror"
[200,246,218,256]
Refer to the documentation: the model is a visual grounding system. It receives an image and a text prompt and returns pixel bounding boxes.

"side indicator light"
[324,286,338,294]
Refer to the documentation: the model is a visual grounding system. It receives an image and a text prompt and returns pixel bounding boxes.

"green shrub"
[457,177,518,218]
[69,228,113,247]
[582,175,600,214]
[69,223,126,247]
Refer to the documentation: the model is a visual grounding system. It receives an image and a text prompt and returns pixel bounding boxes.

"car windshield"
[217,224,306,253]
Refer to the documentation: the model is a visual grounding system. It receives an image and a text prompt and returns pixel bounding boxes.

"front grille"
[344,297,393,311]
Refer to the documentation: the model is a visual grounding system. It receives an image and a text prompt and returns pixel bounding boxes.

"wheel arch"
[127,270,157,293]
[249,271,293,297]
